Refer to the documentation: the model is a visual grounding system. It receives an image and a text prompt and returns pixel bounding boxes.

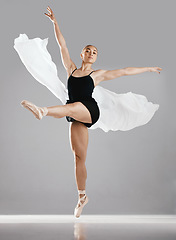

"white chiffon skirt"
[14,34,159,132]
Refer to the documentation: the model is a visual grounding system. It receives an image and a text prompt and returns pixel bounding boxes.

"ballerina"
[14,6,162,218]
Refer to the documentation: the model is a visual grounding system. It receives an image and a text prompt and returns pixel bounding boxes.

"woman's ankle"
[41,107,48,116]
[79,193,86,198]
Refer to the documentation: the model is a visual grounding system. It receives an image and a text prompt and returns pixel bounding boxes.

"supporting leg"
[69,121,89,217]
[75,155,87,193]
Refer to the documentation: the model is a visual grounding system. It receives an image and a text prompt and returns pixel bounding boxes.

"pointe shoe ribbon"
[21,100,48,120]
[74,190,89,218]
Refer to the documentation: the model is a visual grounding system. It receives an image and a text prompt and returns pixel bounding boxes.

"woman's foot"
[74,190,89,218]
[21,100,48,120]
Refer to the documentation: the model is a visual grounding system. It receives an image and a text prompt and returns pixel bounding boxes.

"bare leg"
[46,102,92,124]
[21,100,92,124]
[47,104,72,118]
[69,121,89,207]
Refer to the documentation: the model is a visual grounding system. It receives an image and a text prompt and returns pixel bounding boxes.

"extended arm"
[53,21,66,47]
[44,6,76,71]
[95,66,162,85]
[53,20,77,70]
[124,67,162,75]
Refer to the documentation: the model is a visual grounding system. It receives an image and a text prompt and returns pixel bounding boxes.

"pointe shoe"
[21,100,48,120]
[74,190,89,218]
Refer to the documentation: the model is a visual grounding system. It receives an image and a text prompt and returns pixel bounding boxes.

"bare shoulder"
[92,69,107,86]
[92,68,126,84]
[66,63,77,79]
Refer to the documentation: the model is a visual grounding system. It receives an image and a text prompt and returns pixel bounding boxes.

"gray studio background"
[0,0,175,214]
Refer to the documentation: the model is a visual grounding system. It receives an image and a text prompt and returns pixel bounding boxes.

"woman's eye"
[86,50,96,54]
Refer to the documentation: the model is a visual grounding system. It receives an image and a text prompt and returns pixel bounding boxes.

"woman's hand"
[148,67,162,74]
[44,6,57,23]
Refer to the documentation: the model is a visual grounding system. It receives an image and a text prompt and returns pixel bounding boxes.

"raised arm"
[44,6,76,73]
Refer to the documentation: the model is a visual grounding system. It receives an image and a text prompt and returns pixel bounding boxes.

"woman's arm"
[124,67,162,76]
[53,20,76,70]
[44,6,76,71]
[53,20,66,47]
[94,66,162,85]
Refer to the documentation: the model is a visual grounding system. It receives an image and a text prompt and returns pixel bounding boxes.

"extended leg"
[47,102,92,124]
[21,100,92,123]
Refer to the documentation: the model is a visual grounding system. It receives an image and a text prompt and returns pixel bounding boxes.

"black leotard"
[65,68,100,128]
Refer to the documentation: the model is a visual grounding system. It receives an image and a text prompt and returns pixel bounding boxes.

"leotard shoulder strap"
[71,68,94,76]
[88,70,94,75]
[71,68,77,75]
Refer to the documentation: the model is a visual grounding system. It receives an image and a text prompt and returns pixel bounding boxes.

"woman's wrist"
[53,19,57,24]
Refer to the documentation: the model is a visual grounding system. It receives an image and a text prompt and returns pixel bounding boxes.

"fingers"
[158,67,162,74]
[149,67,162,74]
[45,8,51,16]
[47,7,51,14]
[44,13,50,17]
[47,6,51,11]
[47,6,53,14]
[154,67,162,74]
[44,6,53,19]
[157,68,161,74]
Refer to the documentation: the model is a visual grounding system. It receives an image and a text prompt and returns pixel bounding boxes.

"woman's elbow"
[122,68,128,76]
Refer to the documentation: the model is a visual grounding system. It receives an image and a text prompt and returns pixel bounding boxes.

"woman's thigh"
[68,102,92,124]
[69,121,89,161]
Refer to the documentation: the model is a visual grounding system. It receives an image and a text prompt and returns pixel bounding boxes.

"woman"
[17,6,162,218]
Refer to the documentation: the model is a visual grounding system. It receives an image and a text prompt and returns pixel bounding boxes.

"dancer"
[14,6,162,218]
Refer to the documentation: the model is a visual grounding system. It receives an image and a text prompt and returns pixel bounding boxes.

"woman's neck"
[80,63,93,72]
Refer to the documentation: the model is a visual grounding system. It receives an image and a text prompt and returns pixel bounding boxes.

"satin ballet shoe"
[74,190,89,218]
[21,100,48,120]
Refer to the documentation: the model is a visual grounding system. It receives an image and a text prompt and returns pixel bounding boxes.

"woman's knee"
[64,103,75,117]
[68,102,92,124]
[67,102,79,116]
[74,152,86,164]
[70,121,88,162]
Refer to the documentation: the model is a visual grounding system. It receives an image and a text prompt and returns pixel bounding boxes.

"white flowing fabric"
[14,33,159,132]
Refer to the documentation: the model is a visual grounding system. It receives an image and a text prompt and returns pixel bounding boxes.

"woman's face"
[80,46,98,64]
